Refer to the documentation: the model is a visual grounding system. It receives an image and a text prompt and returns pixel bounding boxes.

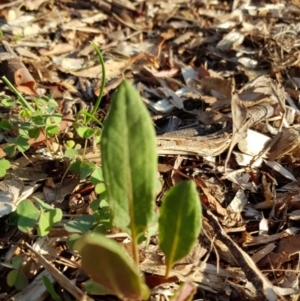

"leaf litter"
[0,0,300,300]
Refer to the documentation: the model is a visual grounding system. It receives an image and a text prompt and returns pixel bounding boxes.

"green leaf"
[159,181,202,278]
[37,209,63,236]
[65,140,75,149]
[0,120,11,130]
[7,270,17,287]
[12,256,23,269]
[0,159,10,177]
[64,215,95,233]
[79,161,95,180]
[34,197,55,211]
[28,127,40,139]
[14,272,28,290]
[75,233,150,300]
[2,96,14,107]
[76,126,94,139]
[7,270,28,290]
[42,276,62,301]
[17,199,40,233]
[32,115,45,126]
[95,183,106,194]
[15,136,30,152]
[64,148,78,159]
[101,79,157,239]
[90,167,104,185]
[2,144,16,157]
[66,233,82,250]
[46,125,60,136]
[69,159,81,173]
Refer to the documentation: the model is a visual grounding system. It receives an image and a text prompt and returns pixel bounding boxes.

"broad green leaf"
[17,199,39,233]
[75,233,150,300]
[101,79,157,238]
[159,181,202,277]
[64,215,95,233]
[42,276,62,301]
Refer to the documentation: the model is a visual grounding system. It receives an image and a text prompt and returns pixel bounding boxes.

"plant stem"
[84,43,106,125]
[2,76,35,112]
[130,227,139,266]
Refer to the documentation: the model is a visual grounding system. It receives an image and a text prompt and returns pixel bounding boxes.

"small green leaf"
[159,181,202,278]
[37,209,63,236]
[32,115,45,126]
[12,256,23,269]
[42,276,62,301]
[90,198,101,211]
[46,125,60,136]
[17,199,40,233]
[65,140,75,149]
[79,161,95,180]
[2,96,14,107]
[28,127,40,139]
[0,159,10,177]
[7,270,18,287]
[66,233,82,250]
[14,272,28,290]
[34,197,55,211]
[75,233,150,300]
[90,167,104,185]
[64,215,95,233]
[101,79,157,239]
[69,159,81,173]
[0,120,11,130]
[7,270,28,290]
[2,144,16,157]
[64,148,78,159]
[76,126,94,139]
[15,136,30,152]
[95,183,106,194]
[20,109,32,119]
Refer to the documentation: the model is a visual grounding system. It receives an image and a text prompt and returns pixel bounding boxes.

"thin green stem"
[84,43,106,125]
[2,76,35,112]
[76,110,103,127]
